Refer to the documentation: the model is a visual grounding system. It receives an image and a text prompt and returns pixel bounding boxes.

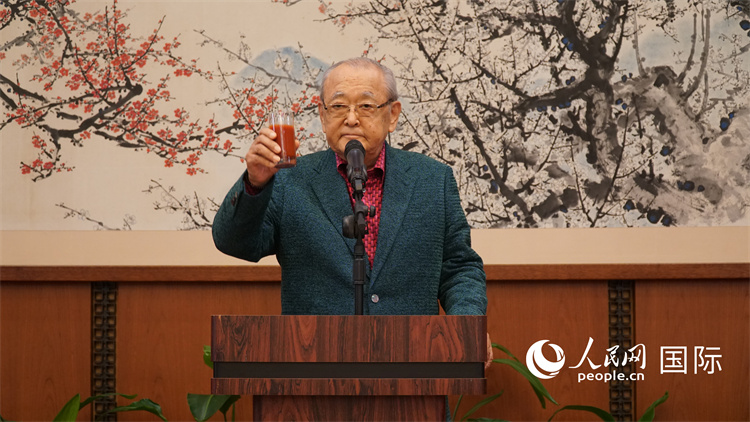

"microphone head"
[345,139,367,186]
[345,139,365,157]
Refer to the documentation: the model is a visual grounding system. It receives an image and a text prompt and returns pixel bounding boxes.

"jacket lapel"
[310,149,356,256]
[370,145,416,285]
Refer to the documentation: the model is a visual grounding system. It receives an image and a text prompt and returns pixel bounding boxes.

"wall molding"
[1,263,747,282]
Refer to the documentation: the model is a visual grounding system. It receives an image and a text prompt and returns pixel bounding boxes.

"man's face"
[318,64,401,169]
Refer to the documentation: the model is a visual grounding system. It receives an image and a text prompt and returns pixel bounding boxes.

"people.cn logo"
[526,340,566,379]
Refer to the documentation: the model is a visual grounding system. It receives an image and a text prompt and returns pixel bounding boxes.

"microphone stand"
[342,176,374,315]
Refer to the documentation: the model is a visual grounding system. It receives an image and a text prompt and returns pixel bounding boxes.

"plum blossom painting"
[1,0,748,230]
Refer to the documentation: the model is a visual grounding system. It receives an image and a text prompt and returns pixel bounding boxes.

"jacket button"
[371,294,379,303]
[231,193,238,206]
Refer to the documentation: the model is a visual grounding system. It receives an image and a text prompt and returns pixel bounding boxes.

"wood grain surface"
[211,315,486,363]
[212,377,485,396]
[253,395,447,421]
[0,282,91,422]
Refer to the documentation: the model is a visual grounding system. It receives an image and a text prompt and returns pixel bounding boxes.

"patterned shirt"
[336,146,385,268]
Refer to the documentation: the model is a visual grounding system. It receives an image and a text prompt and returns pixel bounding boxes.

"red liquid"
[271,123,297,168]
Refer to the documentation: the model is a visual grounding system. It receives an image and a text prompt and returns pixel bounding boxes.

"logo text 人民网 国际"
[526,338,724,382]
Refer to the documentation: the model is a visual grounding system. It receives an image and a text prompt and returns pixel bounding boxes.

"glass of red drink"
[268,111,296,168]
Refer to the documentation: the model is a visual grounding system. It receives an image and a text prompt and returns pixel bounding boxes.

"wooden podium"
[211,315,486,421]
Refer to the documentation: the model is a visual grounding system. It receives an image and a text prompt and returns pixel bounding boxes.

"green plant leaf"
[228,399,236,422]
[203,345,213,370]
[493,358,557,408]
[219,395,241,415]
[638,391,669,422]
[187,394,240,422]
[79,393,138,409]
[452,394,464,422]
[547,405,615,422]
[492,343,520,362]
[459,392,504,421]
[109,398,167,422]
[53,394,81,422]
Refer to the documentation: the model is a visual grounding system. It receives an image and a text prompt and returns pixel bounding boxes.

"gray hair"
[319,57,399,102]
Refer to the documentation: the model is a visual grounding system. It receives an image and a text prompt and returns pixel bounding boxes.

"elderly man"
[212,57,486,316]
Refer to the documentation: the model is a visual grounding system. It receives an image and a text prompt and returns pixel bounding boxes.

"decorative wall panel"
[2,1,748,229]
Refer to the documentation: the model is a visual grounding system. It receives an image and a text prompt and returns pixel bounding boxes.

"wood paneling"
[0,282,91,422]
[1,264,747,421]
[454,280,611,421]
[115,282,281,421]
[635,279,750,421]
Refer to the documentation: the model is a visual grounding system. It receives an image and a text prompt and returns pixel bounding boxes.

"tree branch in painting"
[1,0,234,180]
[56,202,135,230]
[312,0,749,227]
[143,179,219,230]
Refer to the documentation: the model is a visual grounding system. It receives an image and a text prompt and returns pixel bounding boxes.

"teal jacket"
[212,144,486,316]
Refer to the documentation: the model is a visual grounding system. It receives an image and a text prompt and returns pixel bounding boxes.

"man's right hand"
[244,127,283,188]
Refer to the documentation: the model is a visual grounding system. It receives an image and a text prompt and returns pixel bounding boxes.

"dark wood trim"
[0,265,283,282]
[483,263,749,280]
[1,263,747,282]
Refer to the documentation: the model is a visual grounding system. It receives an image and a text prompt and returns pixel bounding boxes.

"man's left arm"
[437,167,488,316]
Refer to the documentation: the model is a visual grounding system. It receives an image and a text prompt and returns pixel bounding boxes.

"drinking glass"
[268,111,296,168]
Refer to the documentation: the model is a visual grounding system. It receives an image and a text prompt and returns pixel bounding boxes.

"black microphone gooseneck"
[342,140,375,315]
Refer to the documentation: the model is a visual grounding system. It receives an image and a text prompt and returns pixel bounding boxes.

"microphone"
[345,139,367,193]
[342,139,370,315]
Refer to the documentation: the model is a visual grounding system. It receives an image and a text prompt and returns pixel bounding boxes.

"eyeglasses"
[322,99,394,119]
